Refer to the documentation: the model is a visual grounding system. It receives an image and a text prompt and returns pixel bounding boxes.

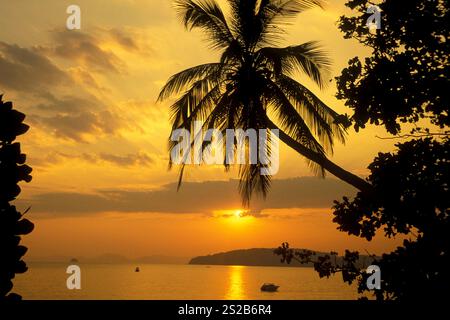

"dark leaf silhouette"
[0,95,34,300]
[336,0,450,135]
[277,0,450,301]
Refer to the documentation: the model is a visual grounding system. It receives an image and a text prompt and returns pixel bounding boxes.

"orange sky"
[1,0,409,259]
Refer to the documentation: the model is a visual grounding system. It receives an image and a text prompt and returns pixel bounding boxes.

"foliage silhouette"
[336,0,449,135]
[277,138,450,300]
[158,0,372,205]
[277,0,450,300]
[0,95,34,300]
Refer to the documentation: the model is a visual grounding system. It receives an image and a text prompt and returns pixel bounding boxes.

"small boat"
[260,283,279,292]
[135,267,140,272]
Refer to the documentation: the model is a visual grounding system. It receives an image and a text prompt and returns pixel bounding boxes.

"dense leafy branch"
[277,0,449,300]
[0,95,34,300]
[336,0,449,134]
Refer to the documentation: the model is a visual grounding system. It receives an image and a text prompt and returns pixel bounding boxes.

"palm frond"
[168,89,234,171]
[275,75,347,152]
[220,39,244,65]
[264,78,325,155]
[256,0,324,46]
[175,0,235,49]
[169,79,223,129]
[264,113,326,177]
[238,163,272,207]
[158,63,222,102]
[258,41,331,88]
[226,0,264,48]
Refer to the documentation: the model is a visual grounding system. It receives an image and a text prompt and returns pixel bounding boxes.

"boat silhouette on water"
[135,267,140,272]
[260,283,279,292]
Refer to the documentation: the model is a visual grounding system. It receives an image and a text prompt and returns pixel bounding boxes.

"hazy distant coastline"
[189,248,375,268]
[28,253,189,265]
[28,248,375,268]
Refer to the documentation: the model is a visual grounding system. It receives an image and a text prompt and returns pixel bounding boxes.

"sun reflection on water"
[224,265,246,300]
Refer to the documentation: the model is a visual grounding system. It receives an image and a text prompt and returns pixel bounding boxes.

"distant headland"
[189,248,374,268]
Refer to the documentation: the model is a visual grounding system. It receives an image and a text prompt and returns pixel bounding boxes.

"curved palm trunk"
[267,119,374,194]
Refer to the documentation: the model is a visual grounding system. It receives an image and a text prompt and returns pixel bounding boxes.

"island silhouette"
[189,248,374,268]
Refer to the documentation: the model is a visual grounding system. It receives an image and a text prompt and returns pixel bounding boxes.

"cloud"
[216,209,270,219]
[30,110,123,141]
[241,210,269,218]
[0,26,153,141]
[34,92,100,113]
[43,30,124,73]
[16,177,357,216]
[0,40,126,141]
[31,151,154,168]
[108,28,139,51]
[0,41,70,92]
[98,152,153,166]
[68,67,111,93]
[39,28,150,74]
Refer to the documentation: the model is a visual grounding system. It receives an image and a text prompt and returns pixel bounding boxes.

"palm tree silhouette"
[158,0,372,204]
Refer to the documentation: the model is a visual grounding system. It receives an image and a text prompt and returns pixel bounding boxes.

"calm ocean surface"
[13,263,360,300]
